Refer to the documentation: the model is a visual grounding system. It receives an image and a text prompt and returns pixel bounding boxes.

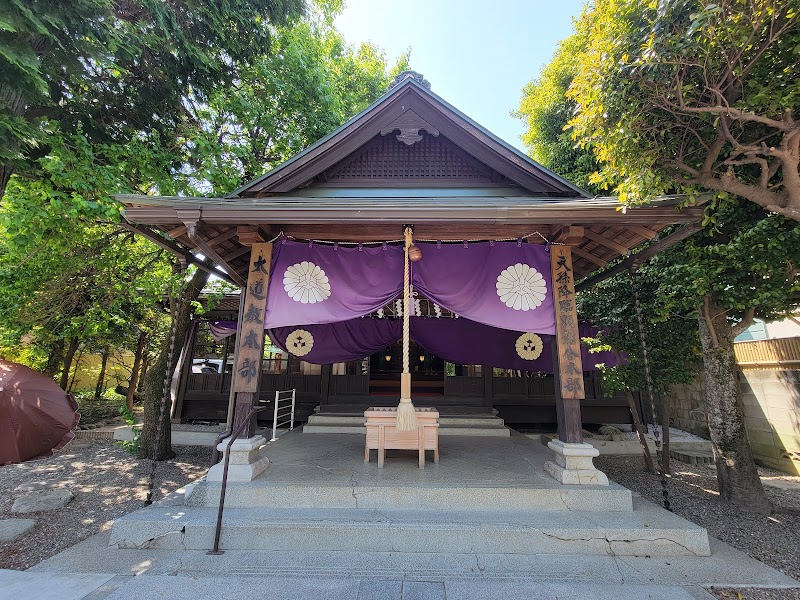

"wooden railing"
[734,337,800,368]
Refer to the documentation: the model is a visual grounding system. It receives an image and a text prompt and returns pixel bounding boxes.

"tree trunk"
[127,332,147,411]
[59,337,80,390]
[94,347,109,402]
[697,295,772,514]
[43,339,65,378]
[625,390,655,473]
[138,355,149,392]
[139,268,210,460]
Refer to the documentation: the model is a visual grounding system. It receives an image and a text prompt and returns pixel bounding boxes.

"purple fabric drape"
[252,317,621,371]
[264,239,404,328]
[411,241,555,334]
[267,319,401,364]
[409,318,552,371]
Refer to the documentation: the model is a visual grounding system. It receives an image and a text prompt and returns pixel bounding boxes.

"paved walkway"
[0,529,796,600]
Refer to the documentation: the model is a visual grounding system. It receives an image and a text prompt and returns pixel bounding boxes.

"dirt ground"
[0,439,209,570]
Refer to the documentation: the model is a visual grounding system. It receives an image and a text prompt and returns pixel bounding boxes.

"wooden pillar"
[231,242,273,438]
[172,319,198,424]
[320,363,332,407]
[550,245,585,444]
[482,365,493,411]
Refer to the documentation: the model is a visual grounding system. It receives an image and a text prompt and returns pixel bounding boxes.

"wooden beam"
[583,229,631,256]
[187,225,247,287]
[571,246,608,268]
[236,225,267,245]
[120,222,238,286]
[205,228,239,248]
[279,224,551,242]
[576,222,703,292]
[552,226,584,245]
[166,225,187,239]
[223,246,252,262]
[626,225,658,240]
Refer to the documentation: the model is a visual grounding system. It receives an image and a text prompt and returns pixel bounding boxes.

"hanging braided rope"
[630,268,671,511]
[396,226,419,431]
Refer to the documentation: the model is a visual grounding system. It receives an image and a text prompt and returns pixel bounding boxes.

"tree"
[515,33,603,194]
[660,201,800,513]
[579,260,701,475]
[0,0,305,200]
[136,13,407,460]
[568,0,800,219]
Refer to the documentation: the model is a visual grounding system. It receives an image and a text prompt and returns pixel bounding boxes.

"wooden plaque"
[233,242,272,393]
[550,245,585,400]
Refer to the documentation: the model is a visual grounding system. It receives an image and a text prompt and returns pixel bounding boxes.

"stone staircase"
[303,413,511,436]
[109,431,710,559]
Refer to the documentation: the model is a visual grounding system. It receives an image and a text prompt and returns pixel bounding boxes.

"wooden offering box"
[364,407,439,468]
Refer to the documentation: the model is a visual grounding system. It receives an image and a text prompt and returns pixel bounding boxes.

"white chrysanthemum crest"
[496,263,547,311]
[283,261,331,304]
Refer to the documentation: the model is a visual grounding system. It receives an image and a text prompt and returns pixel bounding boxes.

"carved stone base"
[207,435,269,482]
[544,439,609,486]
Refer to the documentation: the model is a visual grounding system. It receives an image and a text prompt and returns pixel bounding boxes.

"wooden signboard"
[234,242,272,394]
[550,245,585,400]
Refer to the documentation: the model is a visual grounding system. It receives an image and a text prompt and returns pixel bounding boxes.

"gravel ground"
[596,455,800,600]
[0,440,209,570]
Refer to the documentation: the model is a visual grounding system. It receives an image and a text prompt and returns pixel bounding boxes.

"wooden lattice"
[329,133,498,181]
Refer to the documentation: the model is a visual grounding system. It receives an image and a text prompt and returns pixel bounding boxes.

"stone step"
[304,414,511,436]
[184,479,633,512]
[307,415,507,427]
[670,449,715,465]
[109,497,709,557]
[303,425,510,436]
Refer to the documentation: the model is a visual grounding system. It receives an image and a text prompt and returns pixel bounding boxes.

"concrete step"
[185,479,633,512]
[109,497,710,557]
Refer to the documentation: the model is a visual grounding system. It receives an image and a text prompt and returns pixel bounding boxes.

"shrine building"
[118,71,702,481]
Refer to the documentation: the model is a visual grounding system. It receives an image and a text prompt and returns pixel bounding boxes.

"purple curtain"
[411,241,555,334]
[267,319,401,364]
[251,317,621,371]
[263,238,555,334]
[264,239,404,328]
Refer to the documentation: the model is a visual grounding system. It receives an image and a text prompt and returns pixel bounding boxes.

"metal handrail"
[271,389,296,442]
[207,404,268,555]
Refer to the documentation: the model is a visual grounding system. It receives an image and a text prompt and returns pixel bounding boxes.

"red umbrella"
[0,360,80,465]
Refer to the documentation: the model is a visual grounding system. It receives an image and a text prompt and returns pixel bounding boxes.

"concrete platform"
[184,430,633,511]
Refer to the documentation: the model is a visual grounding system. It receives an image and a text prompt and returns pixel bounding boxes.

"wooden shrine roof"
[117,72,704,288]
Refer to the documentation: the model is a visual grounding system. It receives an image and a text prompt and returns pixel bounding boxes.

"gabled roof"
[227,71,591,199]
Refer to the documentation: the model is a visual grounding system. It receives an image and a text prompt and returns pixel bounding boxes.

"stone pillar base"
[544,439,609,486]
[207,435,269,482]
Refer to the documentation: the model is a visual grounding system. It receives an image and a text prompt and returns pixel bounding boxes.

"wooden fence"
[734,337,800,369]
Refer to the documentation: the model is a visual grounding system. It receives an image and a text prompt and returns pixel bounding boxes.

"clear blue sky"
[335,0,587,152]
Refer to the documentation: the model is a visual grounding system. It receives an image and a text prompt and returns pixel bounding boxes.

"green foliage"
[565,0,800,216]
[515,33,604,194]
[659,201,800,321]
[72,388,125,424]
[181,19,405,192]
[578,260,701,395]
[0,0,306,197]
